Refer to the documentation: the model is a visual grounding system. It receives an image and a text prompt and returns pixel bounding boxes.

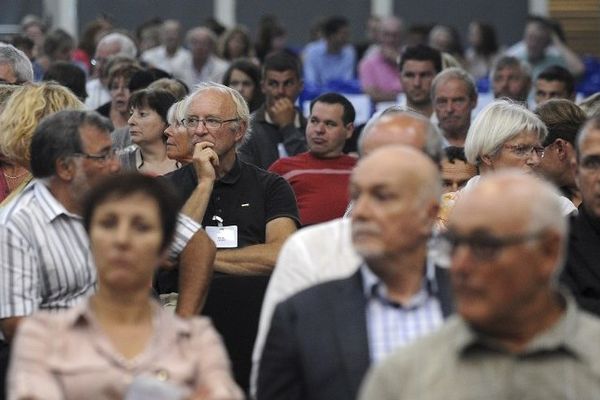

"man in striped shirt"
[0,110,214,342]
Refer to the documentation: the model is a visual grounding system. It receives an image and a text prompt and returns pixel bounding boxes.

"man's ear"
[555,139,568,161]
[345,123,355,139]
[55,157,76,181]
[235,121,248,142]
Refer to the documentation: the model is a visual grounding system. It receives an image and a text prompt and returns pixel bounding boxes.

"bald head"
[453,171,566,238]
[359,109,443,163]
[448,170,567,333]
[351,145,441,263]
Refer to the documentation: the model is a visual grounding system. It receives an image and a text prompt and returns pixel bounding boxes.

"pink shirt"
[358,49,403,95]
[8,300,243,400]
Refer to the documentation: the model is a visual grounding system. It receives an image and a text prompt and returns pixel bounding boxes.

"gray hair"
[490,55,532,82]
[167,99,188,125]
[187,81,251,134]
[464,99,547,165]
[576,115,600,161]
[97,32,137,58]
[0,43,33,83]
[431,67,477,101]
[358,105,445,164]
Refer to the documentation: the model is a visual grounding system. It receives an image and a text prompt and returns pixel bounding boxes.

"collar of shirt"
[34,180,81,222]
[455,289,585,360]
[218,156,243,185]
[360,259,438,309]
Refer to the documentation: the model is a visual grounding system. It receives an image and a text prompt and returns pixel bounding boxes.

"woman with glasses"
[122,88,179,176]
[437,99,576,228]
[8,173,243,400]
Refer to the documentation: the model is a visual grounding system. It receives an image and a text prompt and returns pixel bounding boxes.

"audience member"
[506,15,584,78]
[441,146,478,193]
[398,45,442,117]
[465,21,501,80]
[431,67,477,146]
[269,92,357,226]
[183,27,229,89]
[85,32,138,109]
[462,99,576,215]
[40,28,75,71]
[358,16,404,103]
[0,44,34,84]
[534,64,575,105]
[8,173,241,400]
[164,99,194,164]
[303,16,356,86]
[251,107,444,396]
[238,51,307,169]
[164,82,299,273]
[561,116,600,316]
[72,17,113,73]
[222,58,264,112]
[257,145,452,400]
[428,24,464,64]
[141,19,191,81]
[122,89,179,175]
[490,55,532,104]
[147,77,189,100]
[360,170,600,399]
[98,60,142,128]
[43,61,88,101]
[0,82,84,204]
[535,99,586,205]
[254,15,288,62]
[219,26,255,62]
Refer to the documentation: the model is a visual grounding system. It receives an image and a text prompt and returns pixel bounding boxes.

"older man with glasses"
[360,170,600,399]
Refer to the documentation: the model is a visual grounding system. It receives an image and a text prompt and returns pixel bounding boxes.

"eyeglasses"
[181,116,238,131]
[436,229,545,261]
[502,144,545,158]
[72,148,118,164]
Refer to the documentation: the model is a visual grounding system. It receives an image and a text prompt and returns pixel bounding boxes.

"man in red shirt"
[269,93,357,226]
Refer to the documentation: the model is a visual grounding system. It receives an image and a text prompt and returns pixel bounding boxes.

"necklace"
[2,168,28,179]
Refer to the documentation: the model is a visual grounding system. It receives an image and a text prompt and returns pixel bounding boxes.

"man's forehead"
[0,64,17,83]
[311,101,344,118]
[402,60,436,72]
[188,90,232,113]
[580,128,600,153]
[264,69,298,81]
[496,66,521,77]
[80,125,111,147]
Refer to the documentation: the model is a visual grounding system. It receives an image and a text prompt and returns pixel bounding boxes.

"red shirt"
[269,152,357,226]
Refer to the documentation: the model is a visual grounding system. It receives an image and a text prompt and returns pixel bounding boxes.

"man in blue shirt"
[303,16,356,87]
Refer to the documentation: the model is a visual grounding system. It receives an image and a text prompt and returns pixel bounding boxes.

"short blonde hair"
[167,99,188,125]
[0,82,84,167]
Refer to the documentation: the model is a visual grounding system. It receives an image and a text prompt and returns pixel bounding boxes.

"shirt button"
[216,196,221,201]
[217,209,223,213]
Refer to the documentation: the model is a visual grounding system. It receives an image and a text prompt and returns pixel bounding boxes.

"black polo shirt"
[165,157,300,247]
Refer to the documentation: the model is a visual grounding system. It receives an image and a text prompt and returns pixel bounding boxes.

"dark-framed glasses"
[436,229,545,261]
[72,148,118,164]
[181,116,238,131]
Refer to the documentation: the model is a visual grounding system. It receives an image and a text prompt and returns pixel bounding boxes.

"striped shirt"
[361,262,444,363]
[0,180,200,318]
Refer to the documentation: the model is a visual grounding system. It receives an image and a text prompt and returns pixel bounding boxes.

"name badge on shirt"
[206,225,238,248]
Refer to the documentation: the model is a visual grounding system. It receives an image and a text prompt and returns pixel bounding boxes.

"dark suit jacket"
[256,266,453,400]
[561,206,600,316]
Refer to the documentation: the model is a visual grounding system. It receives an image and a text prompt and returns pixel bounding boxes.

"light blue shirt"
[303,39,356,86]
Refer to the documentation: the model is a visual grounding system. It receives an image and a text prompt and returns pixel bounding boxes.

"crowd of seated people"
[0,9,599,400]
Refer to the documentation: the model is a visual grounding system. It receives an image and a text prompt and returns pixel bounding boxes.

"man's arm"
[175,230,216,318]
[0,316,24,342]
[181,142,217,224]
[214,217,297,275]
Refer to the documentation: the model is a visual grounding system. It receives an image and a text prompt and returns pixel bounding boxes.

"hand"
[381,46,400,63]
[268,97,296,128]
[191,142,219,182]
